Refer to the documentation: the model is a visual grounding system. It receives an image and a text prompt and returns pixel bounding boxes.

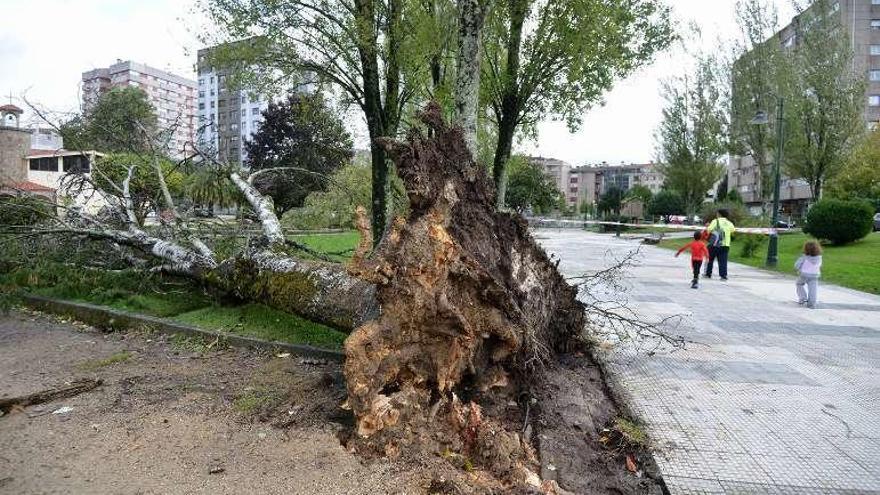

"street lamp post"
[751,97,784,268]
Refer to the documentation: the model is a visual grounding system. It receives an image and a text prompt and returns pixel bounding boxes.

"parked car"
[874,213,880,232]
[775,219,796,229]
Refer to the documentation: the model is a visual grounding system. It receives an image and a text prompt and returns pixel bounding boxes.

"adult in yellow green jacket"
[704,209,735,280]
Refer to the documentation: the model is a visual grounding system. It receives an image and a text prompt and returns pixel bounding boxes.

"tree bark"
[454,0,489,156]
[491,0,526,208]
[354,0,391,244]
[343,104,584,482]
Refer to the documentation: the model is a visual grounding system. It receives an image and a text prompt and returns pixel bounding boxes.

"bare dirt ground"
[0,309,663,495]
[0,310,444,494]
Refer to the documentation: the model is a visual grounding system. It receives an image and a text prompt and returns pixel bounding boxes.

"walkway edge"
[19,294,345,362]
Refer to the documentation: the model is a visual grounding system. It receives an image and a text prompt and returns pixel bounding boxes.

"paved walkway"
[536,229,880,495]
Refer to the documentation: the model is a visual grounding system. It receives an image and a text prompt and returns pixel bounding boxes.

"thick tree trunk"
[210,252,378,331]
[343,104,584,483]
[454,0,489,156]
[491,0,526,208]
[492,112,517,208]
[354,0,390,243]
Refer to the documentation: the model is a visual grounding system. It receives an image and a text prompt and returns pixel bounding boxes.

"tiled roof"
[0,104,23,113]
[7,181,56,192]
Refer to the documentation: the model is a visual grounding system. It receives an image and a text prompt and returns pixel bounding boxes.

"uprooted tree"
[342,104,585,484]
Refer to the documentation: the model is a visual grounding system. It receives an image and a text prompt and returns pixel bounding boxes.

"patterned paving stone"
[537,229,880,495]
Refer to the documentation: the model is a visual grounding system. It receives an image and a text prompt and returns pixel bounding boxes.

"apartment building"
[82,60,197,157]
[196,41,271,166]
[730,0,880,216]
[529,157,663,210]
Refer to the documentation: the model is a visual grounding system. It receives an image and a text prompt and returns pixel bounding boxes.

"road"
[536,229,880,495]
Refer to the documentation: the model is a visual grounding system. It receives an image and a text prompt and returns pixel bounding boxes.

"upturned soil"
[0,310,662,494]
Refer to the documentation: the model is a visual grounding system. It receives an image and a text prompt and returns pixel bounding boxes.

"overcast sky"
[0,0,796,165]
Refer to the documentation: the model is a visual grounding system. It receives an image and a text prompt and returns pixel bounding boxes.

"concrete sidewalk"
[536,229,880,495]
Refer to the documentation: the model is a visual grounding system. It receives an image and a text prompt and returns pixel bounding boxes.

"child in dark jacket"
[676,231,710,289]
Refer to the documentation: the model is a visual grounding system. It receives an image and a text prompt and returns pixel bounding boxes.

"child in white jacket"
[795,240,823,309]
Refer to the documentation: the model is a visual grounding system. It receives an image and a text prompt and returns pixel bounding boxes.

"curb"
[19,294,345,363]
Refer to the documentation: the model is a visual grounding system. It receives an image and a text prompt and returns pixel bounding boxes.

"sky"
[0,0,796,165]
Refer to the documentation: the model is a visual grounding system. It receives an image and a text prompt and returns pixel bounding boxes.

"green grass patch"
[232,386,284,416]
[613,417,649,448]
[172,303,348,350]
[657,232,880,294]
[288,231,360,261]
[78,351,132,370]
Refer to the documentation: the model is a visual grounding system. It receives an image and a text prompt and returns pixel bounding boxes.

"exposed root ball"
[344,103,584,485]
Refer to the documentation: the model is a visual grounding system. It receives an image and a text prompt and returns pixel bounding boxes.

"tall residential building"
[729,0,879,216]
[81,60,197,157]
[196,42,270,165]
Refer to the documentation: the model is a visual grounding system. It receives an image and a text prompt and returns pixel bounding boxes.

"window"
[870,95,880,106]
[198,103,205,110]
[229,111,236,119]
[871,70,880,81]
[251,107,260,115]
[874,0,880,4]
[210,101,215,108]
[29,157,58,172]
[218,99,226,108]
[241,109,246,117]
[198,91,205,98]
[198,78,204,86]
[210,89,215,97]
[872,20,880,29]
[872,45,880,56]
[62,155,90,173]
[241,96,246,104]
[569,177,578,183]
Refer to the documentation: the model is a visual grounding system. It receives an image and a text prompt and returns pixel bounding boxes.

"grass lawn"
[0,235,355,349]
[289,231,360,261]
[657,232,880,295]
[173,303,348,349]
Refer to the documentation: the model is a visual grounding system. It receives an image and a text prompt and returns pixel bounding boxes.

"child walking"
[675,231,709,289]
[795,241,823,308]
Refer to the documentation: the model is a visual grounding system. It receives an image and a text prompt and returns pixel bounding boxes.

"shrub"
[699,201,748,226]
[0,195,54,226]
[739,234,767,258]
[804,199,874,245]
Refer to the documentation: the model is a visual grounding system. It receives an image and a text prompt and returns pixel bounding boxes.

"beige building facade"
[82,60,197,157]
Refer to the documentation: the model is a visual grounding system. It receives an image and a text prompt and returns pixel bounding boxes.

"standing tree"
[61,87,158,153]
[244,93,354,217]
[783,0,865,200]
[656,54,726,216]
[598,185,624,218]
[827,129,880,205]
[481,0,674,206]
[200,0,433,239]
[503,155,560,213]
[727,0,786,213]
[647,189,685,222]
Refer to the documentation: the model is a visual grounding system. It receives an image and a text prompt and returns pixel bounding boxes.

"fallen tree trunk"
[211,251,378,331]
[343,104,585,486]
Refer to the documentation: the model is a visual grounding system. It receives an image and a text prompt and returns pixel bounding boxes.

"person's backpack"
[708,221,725,247]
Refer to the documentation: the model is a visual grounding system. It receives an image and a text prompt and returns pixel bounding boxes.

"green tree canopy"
[504,155,561,214]
[482,0,674,205]
[656,54,726,216]
[827,130,880,205]
[244,93,353,217]
[783,0,865,200]
[92,153,184,226]
[61,87,158,153]
[598,185,625,217]
[648,190,685,222]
